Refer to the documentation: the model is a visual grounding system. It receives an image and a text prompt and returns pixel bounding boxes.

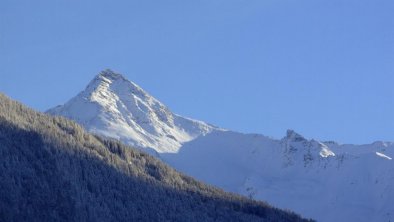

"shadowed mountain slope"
[0,93,311,222]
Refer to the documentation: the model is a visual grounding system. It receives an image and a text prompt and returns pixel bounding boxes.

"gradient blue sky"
[1,0,393,144]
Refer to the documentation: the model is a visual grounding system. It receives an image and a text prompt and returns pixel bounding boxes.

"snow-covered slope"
[47,69,218,153]
[48,70,394,222]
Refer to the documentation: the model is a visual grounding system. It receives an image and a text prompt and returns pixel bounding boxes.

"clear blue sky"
[1,0,393,144]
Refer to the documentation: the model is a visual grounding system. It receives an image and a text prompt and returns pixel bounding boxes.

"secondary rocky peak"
[285,129,306,142]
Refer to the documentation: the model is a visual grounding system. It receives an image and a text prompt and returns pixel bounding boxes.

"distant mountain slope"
[47,70,394,222]
[162,130,394,222]
[0,93,310,222]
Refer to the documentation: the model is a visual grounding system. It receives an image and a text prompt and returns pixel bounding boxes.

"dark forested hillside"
[0,93,312,222]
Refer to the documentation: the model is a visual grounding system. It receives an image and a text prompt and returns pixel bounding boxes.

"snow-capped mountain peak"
[47,69,218,153]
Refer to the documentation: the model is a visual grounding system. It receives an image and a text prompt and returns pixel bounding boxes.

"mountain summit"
[98,68,125,80]
[48,69,217,153]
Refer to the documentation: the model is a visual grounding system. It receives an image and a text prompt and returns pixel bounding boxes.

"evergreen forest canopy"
[0,93,312,222]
